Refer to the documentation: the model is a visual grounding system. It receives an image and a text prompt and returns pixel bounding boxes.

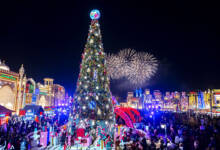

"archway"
[120,107,136,123]
[126,107,141,122]
[0,85,15,110]
[26,78,36,93]
[114,107,134,128]
[38,95,47,108]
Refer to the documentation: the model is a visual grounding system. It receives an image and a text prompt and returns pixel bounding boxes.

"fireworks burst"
[106,49,158,87]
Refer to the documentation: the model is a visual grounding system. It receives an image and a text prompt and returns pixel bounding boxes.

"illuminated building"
[180,92,189,111]
[143,89,153,109]
[37,78,54,107]
[54,84,65,106]
[125,92,142,109]
[0,60,66,113]
[121,88,219,114]
[189,92,197,110]
[0,60,26,113]
[120,102,128,107]
[212,89,220,108]
[37,78,65,107]
[163,92,173,110]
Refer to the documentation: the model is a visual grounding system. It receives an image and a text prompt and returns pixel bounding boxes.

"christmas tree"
[74,10,113,122]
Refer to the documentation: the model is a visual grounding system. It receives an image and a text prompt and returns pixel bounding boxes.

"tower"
[17,64,25,111]
[44,78,54,106]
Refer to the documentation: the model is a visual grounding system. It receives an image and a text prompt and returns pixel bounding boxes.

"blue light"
[0,114,5,117]
[90,9,101,20]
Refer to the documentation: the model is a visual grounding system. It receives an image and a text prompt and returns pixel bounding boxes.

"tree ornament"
[94,32,99,36]
[90,9,101,20]
[89,100,96,110]
[96,95,99,100]
[87,68,91,72]
[90,39,94,44]
[97,108,101,115]
[93,69,97,81]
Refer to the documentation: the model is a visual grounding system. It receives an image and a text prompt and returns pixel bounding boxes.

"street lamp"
[161,124,167,138]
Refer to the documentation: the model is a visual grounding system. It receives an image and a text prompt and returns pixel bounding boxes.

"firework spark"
[128,52,158,86]
[106,49,158,87]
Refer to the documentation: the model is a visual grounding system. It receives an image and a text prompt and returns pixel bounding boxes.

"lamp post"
[161,124,167,138]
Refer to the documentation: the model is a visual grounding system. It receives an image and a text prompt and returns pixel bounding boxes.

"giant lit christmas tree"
[74,10,114,123]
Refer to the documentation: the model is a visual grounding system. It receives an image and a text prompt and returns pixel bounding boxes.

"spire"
[19,64,25,77]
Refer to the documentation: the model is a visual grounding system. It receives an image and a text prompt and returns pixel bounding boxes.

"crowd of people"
[0,110,220,150]
[0,113,68,150]
[116,111,220,150]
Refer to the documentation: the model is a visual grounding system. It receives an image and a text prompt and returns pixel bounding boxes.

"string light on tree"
[74,9,113,123]
[90,39,94,44]
[87,68,91,72]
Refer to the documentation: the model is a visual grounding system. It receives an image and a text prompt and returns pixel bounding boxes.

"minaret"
[18,64,25,112]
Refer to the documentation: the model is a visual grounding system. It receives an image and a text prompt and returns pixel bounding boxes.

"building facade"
[0,60,66,113]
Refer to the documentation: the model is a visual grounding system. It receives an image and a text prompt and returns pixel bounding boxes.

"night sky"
[0,0,219,98]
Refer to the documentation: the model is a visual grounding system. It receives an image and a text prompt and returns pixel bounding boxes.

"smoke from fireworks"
[106,49,158,87]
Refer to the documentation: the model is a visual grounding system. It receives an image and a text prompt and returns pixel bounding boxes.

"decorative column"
[22,76,27,108]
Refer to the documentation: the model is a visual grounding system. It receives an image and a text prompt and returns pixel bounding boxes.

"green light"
[40,92,47,95]
[0,74,16,81]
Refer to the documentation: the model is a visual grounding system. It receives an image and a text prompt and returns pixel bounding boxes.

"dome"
[0,60,10,71]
